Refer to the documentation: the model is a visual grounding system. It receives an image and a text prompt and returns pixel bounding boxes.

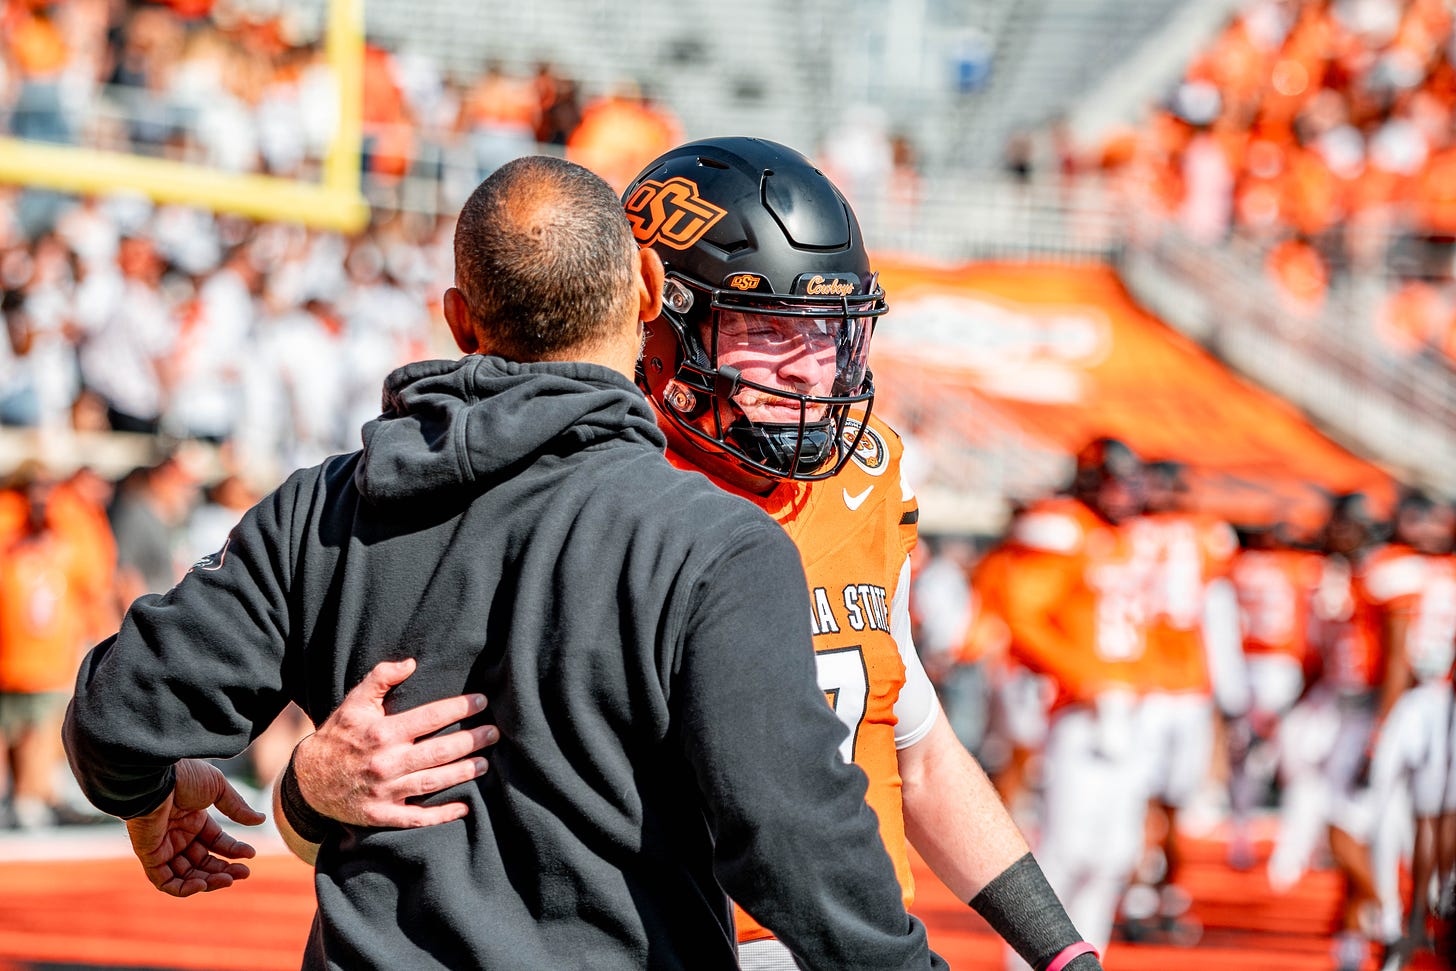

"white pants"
[1030,704,1149,958]
[1369,681,1451,941]
[1268,688,1342,891]
[1247,654,1305,720]
[1138,691,1215,809]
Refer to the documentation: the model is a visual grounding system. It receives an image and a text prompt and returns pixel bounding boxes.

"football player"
[1361,490,1456,968]
[1126,459,1247,936]
[999,437,1160,958]
[274,138,1102,971]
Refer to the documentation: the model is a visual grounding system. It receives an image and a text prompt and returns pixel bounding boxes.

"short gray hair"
[454,156,638,358]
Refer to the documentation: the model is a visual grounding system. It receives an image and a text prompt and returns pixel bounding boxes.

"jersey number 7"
[817,645,869,763]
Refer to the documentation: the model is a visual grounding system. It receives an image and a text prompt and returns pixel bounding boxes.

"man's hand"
[125,758,266,897]
[293,658,497,829]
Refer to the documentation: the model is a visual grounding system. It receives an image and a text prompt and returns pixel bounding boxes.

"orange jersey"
[1230,547,1323,667]
[1359,544,1456,682]
[1311,552,1383,693]
[1132,512,1239,694]
[670,415,936,944]
[0,528,89,693]
[1002,497,1157,707]
[960,543,1018,665]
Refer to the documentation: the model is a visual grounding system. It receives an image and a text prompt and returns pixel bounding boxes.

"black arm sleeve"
[674,521,942,971]
[63,474,303,818]
[969,853,1100,971]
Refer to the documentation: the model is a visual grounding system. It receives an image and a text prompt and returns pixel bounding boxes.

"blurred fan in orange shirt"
[0,466,100,829]
[566,85,682,193]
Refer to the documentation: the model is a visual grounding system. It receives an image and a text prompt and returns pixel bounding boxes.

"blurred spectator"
[360,40,414,183]
[532,61,580,147]
[108,447,201,602]
[1266,233,1329,320]
[183,470,253,564]
[75,234,175,434]
[0,462,99,828]
[462,61,538,179]
[9,3,71,145]
[913,538,990,755]
[1375,276,1447,356]
[161,240,258,442]
[1004,130,1035,185]
[820,106,893,214]
[566,83,682,192]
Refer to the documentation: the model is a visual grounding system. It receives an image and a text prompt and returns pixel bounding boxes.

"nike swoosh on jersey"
[843,486,874,510]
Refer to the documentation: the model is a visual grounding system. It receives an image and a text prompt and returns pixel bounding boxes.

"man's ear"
[443,287,481,354]
[636,247,665,323]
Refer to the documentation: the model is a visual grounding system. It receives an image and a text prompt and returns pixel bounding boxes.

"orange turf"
[0,834,1446,969]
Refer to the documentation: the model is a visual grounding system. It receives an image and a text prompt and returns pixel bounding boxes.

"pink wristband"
[1045,941,1098,971]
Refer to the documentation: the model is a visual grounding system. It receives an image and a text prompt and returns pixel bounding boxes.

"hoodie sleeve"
[63,471,305,819]
[674,520,938,971]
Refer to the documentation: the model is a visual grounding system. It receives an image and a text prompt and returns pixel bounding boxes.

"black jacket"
[64,356,937,970]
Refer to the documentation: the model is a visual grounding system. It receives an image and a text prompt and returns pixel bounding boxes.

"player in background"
[1360,491,1456,969]
[1124,460,1249,941]
[1226,523,1323,871]
[999,438,1156,960]
[1301,492,1386,971]
[273,138,1103,971]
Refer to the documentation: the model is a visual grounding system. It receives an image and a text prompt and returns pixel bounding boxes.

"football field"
[0,826,1441,970]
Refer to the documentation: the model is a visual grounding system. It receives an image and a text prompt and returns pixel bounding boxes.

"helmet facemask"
[644,272,883,482]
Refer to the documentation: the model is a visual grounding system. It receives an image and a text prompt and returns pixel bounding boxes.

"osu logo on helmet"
[625,177,727,250]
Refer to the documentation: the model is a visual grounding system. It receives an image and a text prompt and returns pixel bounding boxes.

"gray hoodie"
[65,356,938,970]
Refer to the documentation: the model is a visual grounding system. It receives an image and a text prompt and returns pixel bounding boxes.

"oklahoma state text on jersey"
[670,415,938,944]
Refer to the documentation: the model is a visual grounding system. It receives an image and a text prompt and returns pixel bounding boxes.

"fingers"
[369,800,473,830]
[353,658,418,709]
[392,692,489,741]
[147,851,253,897]
[403,724,498,775]
[401,756,490,799]
[213,776,267,827]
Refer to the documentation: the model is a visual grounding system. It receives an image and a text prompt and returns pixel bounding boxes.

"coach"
[63,157,940,970]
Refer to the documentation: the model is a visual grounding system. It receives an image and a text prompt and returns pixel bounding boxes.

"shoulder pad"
[1362,549,1429,604]
[1012,506,1085,554]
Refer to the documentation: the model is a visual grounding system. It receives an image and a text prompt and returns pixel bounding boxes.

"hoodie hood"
[356,355,665,504]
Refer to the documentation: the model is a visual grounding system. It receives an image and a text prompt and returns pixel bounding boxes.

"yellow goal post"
[0,0,369,233]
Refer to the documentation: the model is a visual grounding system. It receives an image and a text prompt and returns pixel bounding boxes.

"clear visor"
[706,308,873,422]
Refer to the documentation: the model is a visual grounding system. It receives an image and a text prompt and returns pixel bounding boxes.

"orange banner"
[869,259,1392,529]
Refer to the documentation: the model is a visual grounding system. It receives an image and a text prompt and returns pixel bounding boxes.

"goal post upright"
[0,0,370,233]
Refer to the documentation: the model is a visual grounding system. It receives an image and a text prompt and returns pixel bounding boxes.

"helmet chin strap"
[726,416,836,477]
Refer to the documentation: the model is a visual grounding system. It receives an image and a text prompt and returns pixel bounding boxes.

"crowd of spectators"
[1098,0,1456,366]
[0,447,290,828]
[0,0,685,209]
[0,0,698,826]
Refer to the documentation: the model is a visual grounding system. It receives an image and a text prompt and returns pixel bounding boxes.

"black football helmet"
[625,137,886,482]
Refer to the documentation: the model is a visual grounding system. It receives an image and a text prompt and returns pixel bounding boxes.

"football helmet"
[626,137,886,482]
[1072,437,1144,522]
